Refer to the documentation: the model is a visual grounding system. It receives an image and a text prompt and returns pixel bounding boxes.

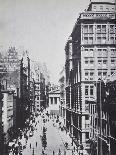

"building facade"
[32,62,50,113]
[59,67,66,126]
[18,56,30,128]
[2,90,14,154]
[65,1,116,154]
[35,80,41,113]
[48,86,60,116]
[0,83,3,154]
[89,72,116,155]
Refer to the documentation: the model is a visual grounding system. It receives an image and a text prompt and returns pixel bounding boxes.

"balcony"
[80,12,115,20]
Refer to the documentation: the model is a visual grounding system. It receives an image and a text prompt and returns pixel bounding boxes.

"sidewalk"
[54,119,78,155]
[58,129,78,155]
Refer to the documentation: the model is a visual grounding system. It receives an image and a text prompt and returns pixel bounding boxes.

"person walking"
[42,149,44,155]
[58,148,61,155]
[36,142,37,147]
[30,143,31,149]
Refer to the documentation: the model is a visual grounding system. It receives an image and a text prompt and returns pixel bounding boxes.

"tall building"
[18,55,30,128]
[32,62,50,113]
[48,85,60,116]
[105,73,116,155]
[5,47,20,72]
[0,53,7,80]
[89,72,116,155]
[0,83,3,155]
[65,1,116,154]
[2,90,14,154]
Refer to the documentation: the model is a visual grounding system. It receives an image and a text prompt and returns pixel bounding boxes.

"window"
[85,58,88,64]
[90,59,94,64]
[98,59,102,64]
[86,132,89,139]
[100,6,103,10]
[106,7,109,11]
[84,37,88,44]
[85,49,88,51]
[85,72,88,76]
[103,60,107,64]
[97,37,101,44]
[102,37,106,44]
[89,37,93,44]
[111,59,115,63]
[85,115,89,120]
[111,69,116,75]
[111,71,114,75]
[84,25,88,33]
[102,25,106,33]
[93,6,96,10]
[90,49,93,51]
[90,86,94,95]
[110,37,114,44]
[103,72,107,76]
[90,72,94,76]
[111,49,115,52]
[111,49,116,56]
[98,49,102,52]
[54,97,57,104]
[51,97,53,104]
[97,25,101,33]
[89,25,93,33]
[85,86,89,95]
[98,72,102,76]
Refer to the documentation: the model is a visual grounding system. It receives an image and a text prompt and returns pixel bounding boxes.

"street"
[20,111,77,155]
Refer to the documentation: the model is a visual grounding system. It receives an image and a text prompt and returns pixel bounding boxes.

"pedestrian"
[30,143,31,149]
[36,141,37,147]
[42,149,44,155]
[53,150,55,155]
[59,148,61,155]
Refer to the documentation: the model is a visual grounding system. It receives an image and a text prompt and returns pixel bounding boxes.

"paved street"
[22,112,77,155]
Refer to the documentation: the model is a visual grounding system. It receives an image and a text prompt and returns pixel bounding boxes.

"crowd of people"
[7,109,70,155]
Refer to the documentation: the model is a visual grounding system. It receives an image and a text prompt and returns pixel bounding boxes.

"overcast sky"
[0,0,113,83]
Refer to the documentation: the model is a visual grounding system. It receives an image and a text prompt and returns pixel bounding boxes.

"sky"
[0,0,112,83]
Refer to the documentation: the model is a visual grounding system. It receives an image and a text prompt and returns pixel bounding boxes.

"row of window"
[50,97,58,104]
[93,5,115,12]
[83,25,115,34]
[85,58,116,64]
[85,71,115,78]
[83,36,116,44]
[85,85,94,96]
[84,48,116,52]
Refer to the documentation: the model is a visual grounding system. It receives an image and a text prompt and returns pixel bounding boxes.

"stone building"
[59,67,66,126]
[89,72,116,155]
[0,84,3,154]
[2,90,14,154]
[65,0,116,154]
[48,86,60,115]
